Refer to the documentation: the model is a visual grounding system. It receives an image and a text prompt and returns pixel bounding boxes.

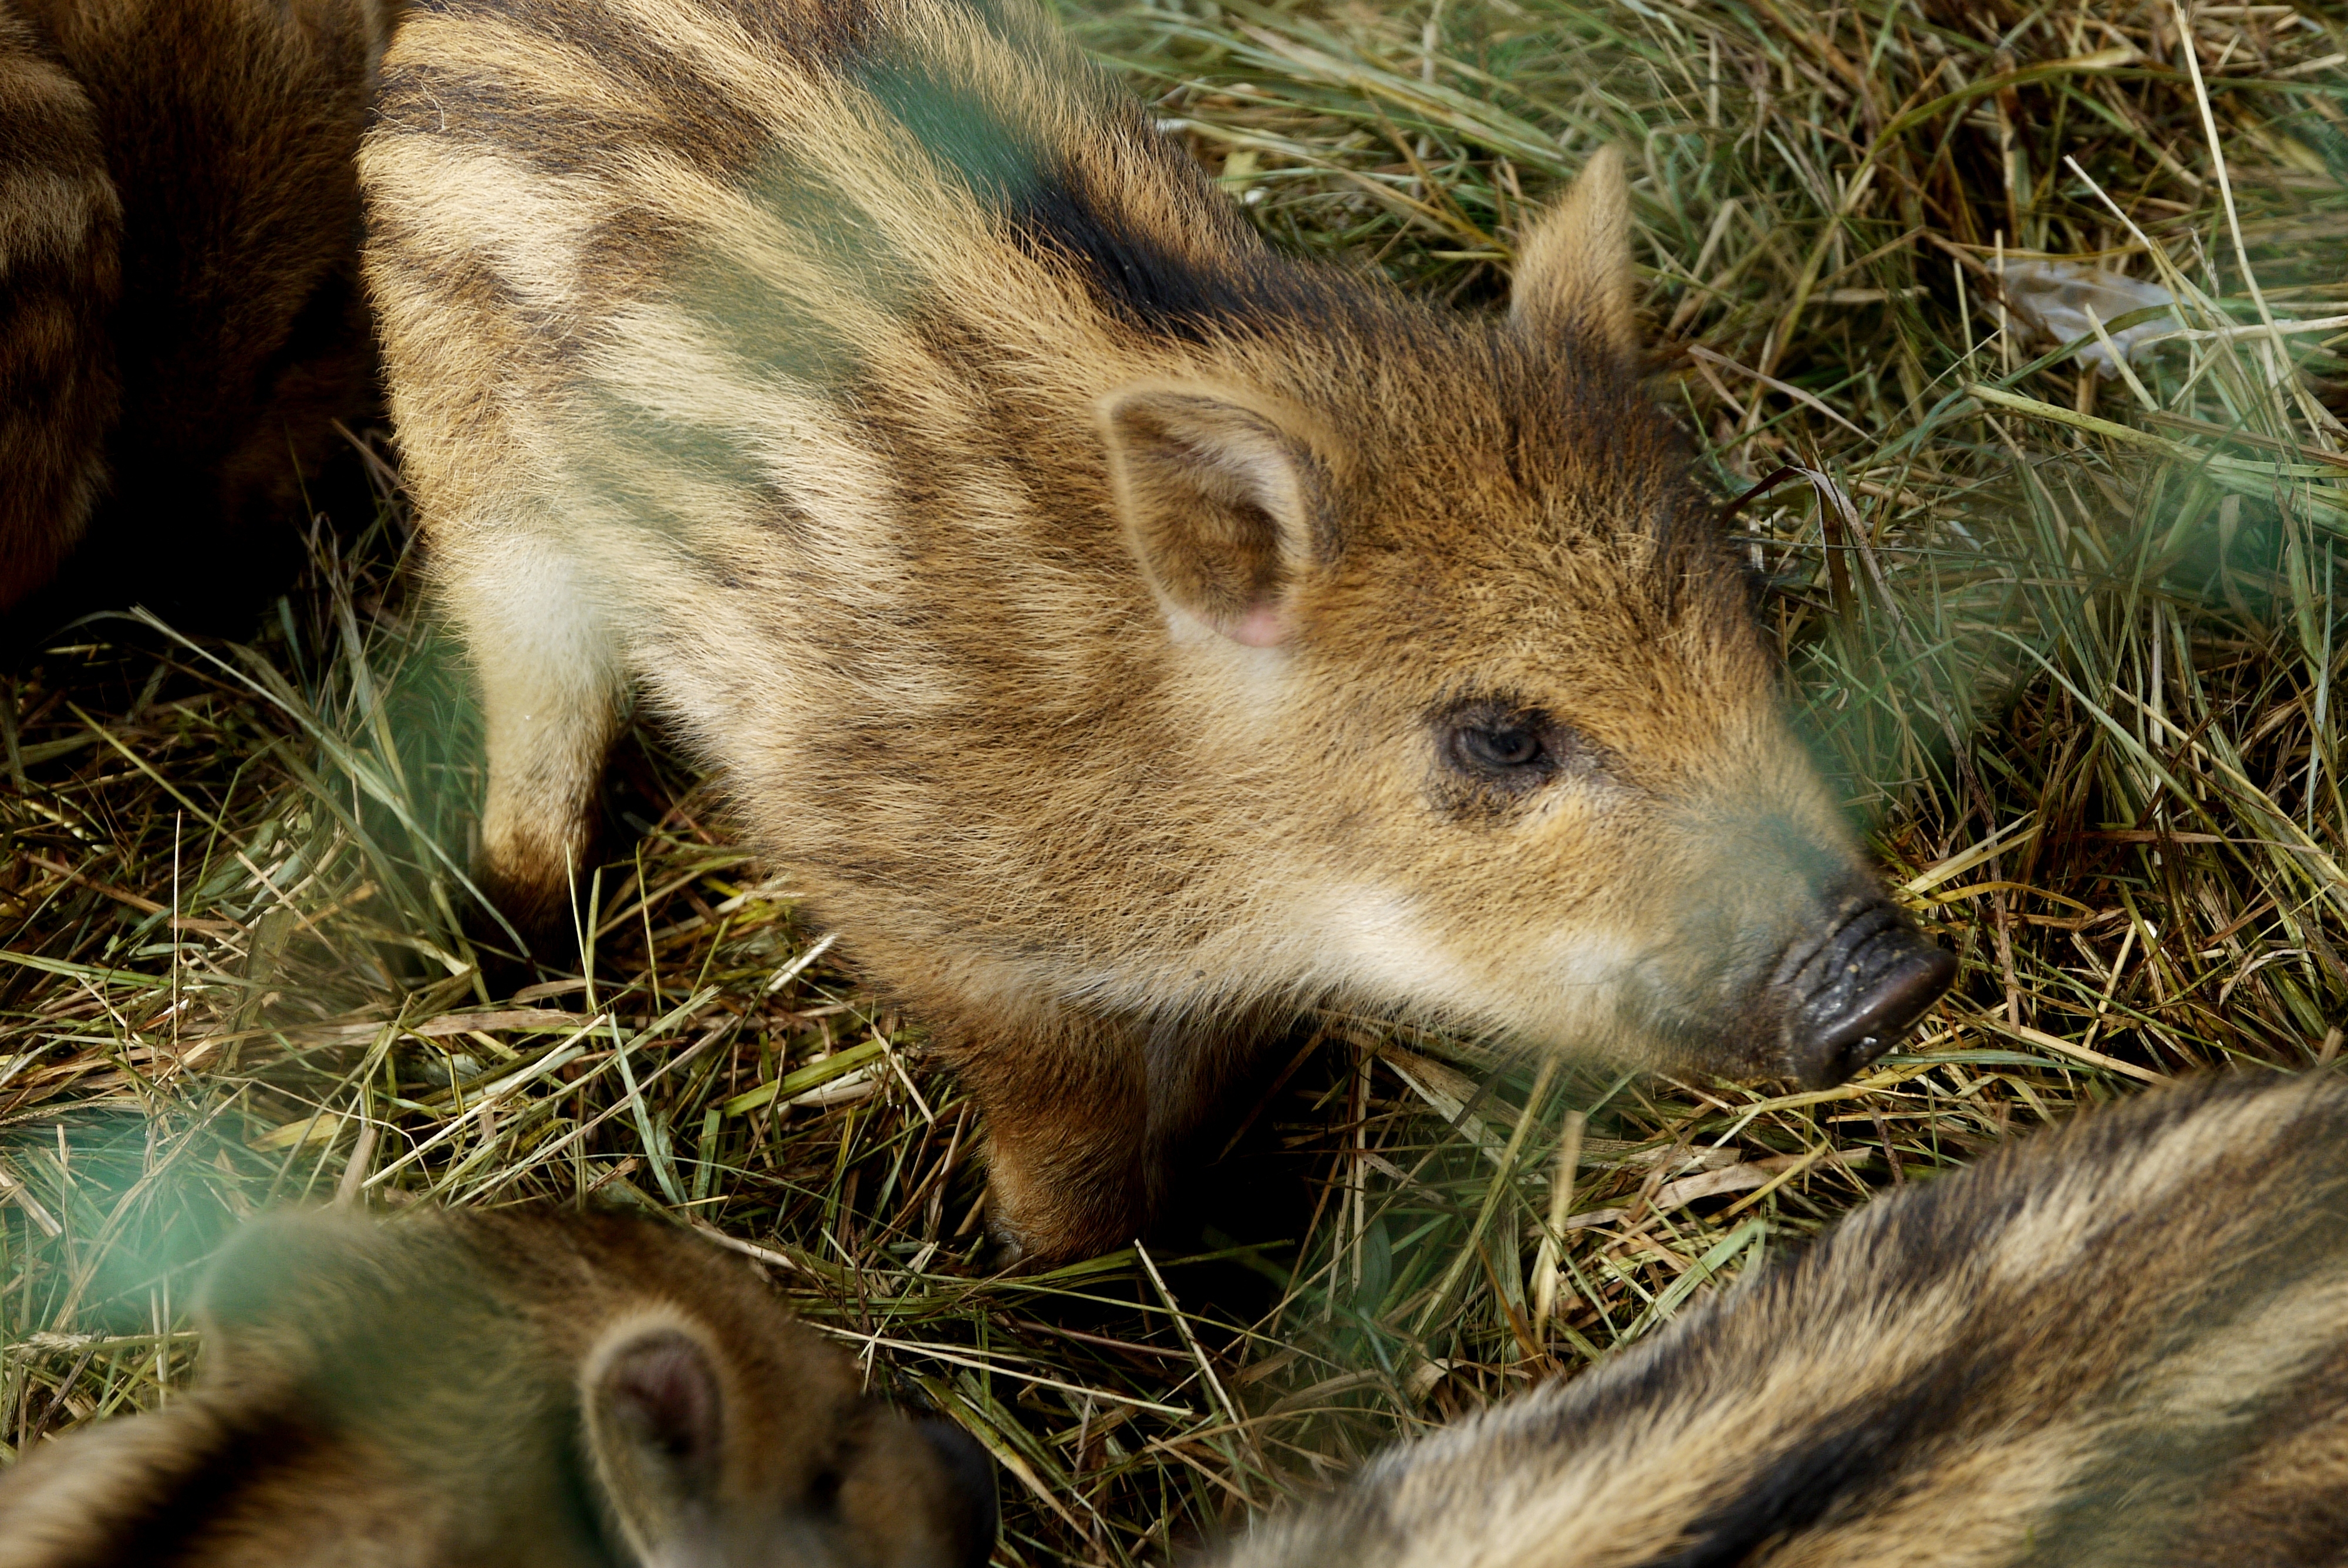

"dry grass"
[4,0,2346,1560]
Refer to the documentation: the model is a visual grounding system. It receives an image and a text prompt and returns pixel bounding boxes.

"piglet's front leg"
[438,537,629,967]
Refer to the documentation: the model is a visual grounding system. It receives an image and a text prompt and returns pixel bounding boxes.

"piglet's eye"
[1435,702,1571,793]
[1460,726,1543,770]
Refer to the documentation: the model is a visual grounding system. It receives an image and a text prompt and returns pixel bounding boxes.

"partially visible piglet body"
[362,0,1953,1263]
[0,0,390,637]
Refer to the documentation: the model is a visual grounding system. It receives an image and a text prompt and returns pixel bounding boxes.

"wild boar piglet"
[0,1208,997,1568]
[1219,1070,2348,1568]
[362,0,1955,1263]
[0,0,387,640]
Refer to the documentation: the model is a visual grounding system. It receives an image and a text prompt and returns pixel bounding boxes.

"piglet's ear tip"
[1510,146,1639,363]
[1569,144,1627,192]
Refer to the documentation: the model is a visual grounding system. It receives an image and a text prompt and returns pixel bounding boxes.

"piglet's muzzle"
[1778,903,1956,1088]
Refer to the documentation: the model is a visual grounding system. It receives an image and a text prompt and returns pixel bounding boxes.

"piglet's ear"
[1510,146,1638,364]
[1099,386,1331,648]
[583,1320,727,1560]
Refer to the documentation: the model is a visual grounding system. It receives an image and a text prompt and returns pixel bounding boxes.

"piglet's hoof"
[979,1190,1137,1276]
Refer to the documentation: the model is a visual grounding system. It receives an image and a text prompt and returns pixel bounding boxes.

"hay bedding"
[2,0,2344,1561]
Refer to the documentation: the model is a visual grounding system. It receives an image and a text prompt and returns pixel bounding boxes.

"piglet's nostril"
[1781,907,1955,1088]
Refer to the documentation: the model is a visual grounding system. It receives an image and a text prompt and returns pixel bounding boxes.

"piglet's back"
[1219,1072,2348,1568]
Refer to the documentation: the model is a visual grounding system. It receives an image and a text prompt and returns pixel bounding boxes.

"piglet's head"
[1097,149,1951,1087]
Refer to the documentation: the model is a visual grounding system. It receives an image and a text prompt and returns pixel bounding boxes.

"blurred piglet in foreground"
[362,0,1955,1264]
[0,1210,996,1568]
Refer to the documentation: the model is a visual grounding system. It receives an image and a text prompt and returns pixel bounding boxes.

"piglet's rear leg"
[953,1006,1279,1267]
[440,540,627,965]
[947,1009,1154,1268]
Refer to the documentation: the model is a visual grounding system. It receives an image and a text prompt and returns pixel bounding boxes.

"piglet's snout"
[1776,901,1956,1087]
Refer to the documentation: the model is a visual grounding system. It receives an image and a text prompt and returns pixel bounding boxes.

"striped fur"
[0,0,389,636]
[1222,1070,2348,1568]
[0,3,115,610]
[362,0,1946,1262]
[0,1209,996,1568]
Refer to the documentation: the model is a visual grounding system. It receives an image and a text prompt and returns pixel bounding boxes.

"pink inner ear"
[1224,604,1287,647]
